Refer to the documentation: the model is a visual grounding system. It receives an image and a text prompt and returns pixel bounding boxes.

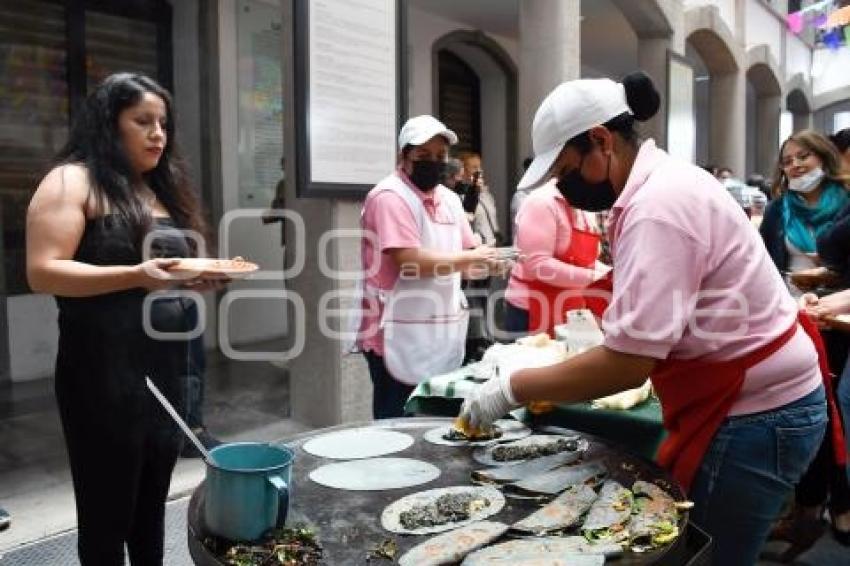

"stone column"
[757,94,782,176]
[792,111,812,132]
[280,2,372,427]
[518,0,581,160]
[637,36,671,148]
[711,69,747,177]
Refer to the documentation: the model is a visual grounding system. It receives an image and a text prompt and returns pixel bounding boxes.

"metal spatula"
[145,376,214,465]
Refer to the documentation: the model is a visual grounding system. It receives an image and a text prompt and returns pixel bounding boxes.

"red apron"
[651,312,847,492]
[518,207,606,337]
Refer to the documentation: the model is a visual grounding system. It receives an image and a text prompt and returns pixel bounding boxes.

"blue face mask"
[555,153,617,212]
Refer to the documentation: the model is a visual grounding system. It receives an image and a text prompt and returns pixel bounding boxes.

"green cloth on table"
[405,365,666,460]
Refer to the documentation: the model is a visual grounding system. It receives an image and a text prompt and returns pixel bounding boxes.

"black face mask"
[409,160,446,191]
[556,153,618,212]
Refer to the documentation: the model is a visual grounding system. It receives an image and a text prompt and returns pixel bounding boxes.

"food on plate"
[381,486,505,535]
[508,460,607,496]
[424,420,531,447]
[397,521,508,566]
[512,484,599,534]
[581,481,633,543]
[168,256,259,279]
[461,536,621,565]
[629,481,681,551]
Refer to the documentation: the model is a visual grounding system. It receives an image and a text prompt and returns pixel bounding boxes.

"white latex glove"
[459,366,521,430]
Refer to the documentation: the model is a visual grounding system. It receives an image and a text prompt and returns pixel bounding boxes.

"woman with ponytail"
[458,72,832,564]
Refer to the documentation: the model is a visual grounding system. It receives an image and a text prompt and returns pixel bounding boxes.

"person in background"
[353,115,504,419]
[458,72,834,565]
[461,152,501,247]
[716,166,733,180]
[442,157,480,221]
[759,130,850,557]
[0,506,9,532]
[831,128,850,172]
[504,175,609,337]
[26,73,216,564]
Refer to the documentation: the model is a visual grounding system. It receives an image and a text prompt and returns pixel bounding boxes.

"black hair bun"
[623,71,660,122]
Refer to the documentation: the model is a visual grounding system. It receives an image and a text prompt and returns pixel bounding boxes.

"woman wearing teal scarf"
[760,129,850,556]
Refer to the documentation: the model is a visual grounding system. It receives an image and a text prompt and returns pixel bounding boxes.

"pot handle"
[267,475,289,527]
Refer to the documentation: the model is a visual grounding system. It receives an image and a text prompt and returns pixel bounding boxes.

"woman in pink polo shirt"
[505,178,609,337]
[459,72,836,565]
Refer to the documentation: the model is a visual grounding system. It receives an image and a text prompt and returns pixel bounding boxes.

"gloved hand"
[459,366,521,430]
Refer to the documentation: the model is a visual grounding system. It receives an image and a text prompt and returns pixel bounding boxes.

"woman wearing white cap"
[458,73,838,564]
[353,115,504,419]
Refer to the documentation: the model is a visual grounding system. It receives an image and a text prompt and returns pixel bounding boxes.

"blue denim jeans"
[363,351,415,419]
[839,357,850,479]
[689,386,827,566]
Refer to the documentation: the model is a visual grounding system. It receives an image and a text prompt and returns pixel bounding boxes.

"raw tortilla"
[472,451,584,483]
[308,458,439,491]
[512,483,599,534]
[462,536,621,565]
[473,435,587,467]
[381,485,506,535]
[424,419,531,447]
[508,460,607,495]
[397,521,509,566]
[302,428,413,459]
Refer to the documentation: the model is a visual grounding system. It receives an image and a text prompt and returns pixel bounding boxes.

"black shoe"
[0,507,10,532]
[180,429,222,458]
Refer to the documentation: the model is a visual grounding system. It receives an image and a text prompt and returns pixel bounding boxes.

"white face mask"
[788,167,825,193]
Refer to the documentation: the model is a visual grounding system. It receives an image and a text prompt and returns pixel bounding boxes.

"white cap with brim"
[398,115,458,148]
[517,79,631,190]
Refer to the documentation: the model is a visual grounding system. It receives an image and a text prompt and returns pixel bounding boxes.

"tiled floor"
[0,342,312,556]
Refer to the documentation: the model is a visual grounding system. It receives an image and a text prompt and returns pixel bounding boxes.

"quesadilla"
[397,521,509,566]
[381,486,506,535]
[581,481,633,543]
[508,461,607,496]
[462,536,621,565]
[512,483,599,535]
[629,480,680,550]
[472,451,584,484]
[473,435,588,467]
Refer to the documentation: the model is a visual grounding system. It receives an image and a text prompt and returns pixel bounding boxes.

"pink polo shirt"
[603,140,820,416]
[356,170,477,356]
[506,180,601,310]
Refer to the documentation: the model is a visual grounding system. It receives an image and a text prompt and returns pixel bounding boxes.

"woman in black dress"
[26,73,212,565]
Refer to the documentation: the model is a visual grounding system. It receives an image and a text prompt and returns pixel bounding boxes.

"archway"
[786,73,813,133]
[746,46,782,177]
[432,30,518,236]
[685,5,744,175]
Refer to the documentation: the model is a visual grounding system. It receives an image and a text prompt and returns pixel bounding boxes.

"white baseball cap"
[398,115,458,148]
[518,79,631,190]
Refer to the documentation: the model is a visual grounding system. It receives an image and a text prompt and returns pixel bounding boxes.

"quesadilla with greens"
[509,460,607,496]
[512,483,598,535]
[461,536,621,565]
[472,450,584,483]
[397,521,509,566]
[473,435,587,466]
[581,481,633,543]
[381,486,505,535]
[629,480,680,550]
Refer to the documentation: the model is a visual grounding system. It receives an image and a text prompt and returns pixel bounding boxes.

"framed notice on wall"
[294,0,405,198]
[666,51,696,164]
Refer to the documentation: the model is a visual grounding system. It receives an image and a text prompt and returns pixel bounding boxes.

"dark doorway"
[437,49,481,155]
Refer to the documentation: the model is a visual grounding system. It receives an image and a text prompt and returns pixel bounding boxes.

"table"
[405,365,667,459]
[187,418,710,565]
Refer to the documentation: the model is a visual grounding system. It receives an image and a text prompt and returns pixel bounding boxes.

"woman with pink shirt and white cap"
[458,72,839,564]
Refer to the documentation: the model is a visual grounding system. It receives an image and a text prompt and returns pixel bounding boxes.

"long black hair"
[55,72,207,254]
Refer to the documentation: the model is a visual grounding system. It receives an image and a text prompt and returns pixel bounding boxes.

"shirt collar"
[611,139,667,213]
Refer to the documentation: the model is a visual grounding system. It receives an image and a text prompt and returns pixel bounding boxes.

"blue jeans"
[840,356,850,480]
[363,351,415,419]
[689,386,827,566]
[503,302,529,339]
